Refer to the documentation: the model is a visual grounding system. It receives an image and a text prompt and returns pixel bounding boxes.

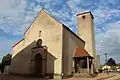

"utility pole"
[105,53,109,75]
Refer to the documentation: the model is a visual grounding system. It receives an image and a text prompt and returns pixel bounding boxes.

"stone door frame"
[30,47,47,77]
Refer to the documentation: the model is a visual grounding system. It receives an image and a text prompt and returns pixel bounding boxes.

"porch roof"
[73,47,93,58]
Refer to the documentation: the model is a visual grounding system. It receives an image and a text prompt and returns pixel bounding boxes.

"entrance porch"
[73,47,94,75]
[30,39,56,79]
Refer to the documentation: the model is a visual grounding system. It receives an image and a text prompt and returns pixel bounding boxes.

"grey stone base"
[53,73,73,79]
[53,74,62,79]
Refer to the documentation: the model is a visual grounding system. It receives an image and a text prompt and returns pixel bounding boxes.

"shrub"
[89,73,97,78]
[98,69,103,73]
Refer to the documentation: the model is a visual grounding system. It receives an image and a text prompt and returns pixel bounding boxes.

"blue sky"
[0,0,120,64]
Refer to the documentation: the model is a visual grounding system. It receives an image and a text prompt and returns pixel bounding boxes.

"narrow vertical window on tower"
[39,30,41,37]
[82,15,85,19]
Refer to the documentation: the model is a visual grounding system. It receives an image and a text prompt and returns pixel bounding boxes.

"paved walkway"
[104,74,120,80]
[0,73,116,80]
[0,74,47,80]
[64,73,116,80]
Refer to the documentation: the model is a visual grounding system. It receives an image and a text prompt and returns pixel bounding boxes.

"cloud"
[0,0,28,35]
[67,0,97,14]
[0,0,119,35]
[17,0,120,64]
[0,35,22,61]
[66,0,120,35]
[28,1,76,31]
[93,8,120,24]
[99,0,120,9]
[0,0,120,64]
[96,21,120,64]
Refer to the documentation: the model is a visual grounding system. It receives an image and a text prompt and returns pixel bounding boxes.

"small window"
[82,15,85,19]
[39,31,41,37]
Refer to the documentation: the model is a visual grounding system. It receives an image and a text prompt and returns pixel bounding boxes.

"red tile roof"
[74,47,93,58]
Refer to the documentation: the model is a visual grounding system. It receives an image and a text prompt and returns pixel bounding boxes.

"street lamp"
[105,53,109,75]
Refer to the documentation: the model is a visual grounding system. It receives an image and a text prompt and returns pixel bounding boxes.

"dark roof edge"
[13,9,63,48]
[73,56,94,58]
[62,24,85,43]
[77,12,94,19]
[12,38,24,48]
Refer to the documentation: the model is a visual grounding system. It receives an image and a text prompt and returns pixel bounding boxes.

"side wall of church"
[62,25,85,77]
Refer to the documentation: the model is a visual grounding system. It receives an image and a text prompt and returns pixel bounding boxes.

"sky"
[0,0,120,64]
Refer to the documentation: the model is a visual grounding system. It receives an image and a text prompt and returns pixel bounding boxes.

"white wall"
[12,39,24,58]
[24,10,63,75]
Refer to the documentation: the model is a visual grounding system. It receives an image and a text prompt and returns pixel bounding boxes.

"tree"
[2,54,12,65]
[106,58,116,66]
[0,62,1,72]
[0,62,5,73]
[0,53,12,73]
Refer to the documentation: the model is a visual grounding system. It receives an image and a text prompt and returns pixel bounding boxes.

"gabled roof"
[24,9,44,34]
[24,9,63,35]
[24,9,85,43]
[74,47,93,58]
[13,9,85,47]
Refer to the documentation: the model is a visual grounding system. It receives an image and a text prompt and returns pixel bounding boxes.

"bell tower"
[77,12,97,72]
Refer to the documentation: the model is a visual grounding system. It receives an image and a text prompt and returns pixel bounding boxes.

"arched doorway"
[34,53,42,76]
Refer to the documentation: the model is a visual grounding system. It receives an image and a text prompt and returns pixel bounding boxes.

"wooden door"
[34,54,42,76]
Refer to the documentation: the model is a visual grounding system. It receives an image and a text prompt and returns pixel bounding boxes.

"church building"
[8,9,97,79]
